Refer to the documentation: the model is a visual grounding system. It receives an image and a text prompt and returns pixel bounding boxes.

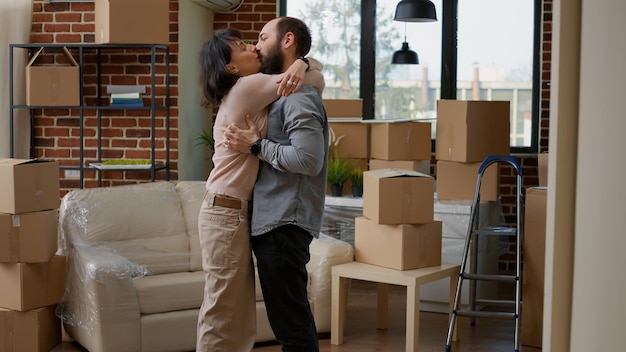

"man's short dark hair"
[275,16,312,58]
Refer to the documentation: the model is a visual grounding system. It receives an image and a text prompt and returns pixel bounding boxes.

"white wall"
[546,0,626,351]
[0,0,32,159]
[177,0,215,180]
[570,0,626,350]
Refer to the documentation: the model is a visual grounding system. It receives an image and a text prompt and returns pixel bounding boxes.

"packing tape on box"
[9,214,22,263]
[405,123,413,142]
[9,215,21,262]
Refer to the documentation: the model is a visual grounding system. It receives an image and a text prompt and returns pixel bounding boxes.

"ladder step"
[475,298,518,307]
[461,273,518,282]
[472,226,518,236]
[454,310,517,320]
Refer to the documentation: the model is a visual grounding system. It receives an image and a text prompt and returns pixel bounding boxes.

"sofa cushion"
[174,181,206,271]
[133,271,205,314]
[60,182,190,274]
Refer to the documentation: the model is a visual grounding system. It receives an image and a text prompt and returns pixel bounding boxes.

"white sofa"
[57,181,354,352]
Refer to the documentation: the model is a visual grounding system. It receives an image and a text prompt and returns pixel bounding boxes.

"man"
[224,16,328,352]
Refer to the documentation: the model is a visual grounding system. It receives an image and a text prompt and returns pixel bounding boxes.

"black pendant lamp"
[394,0,438,22]
[392,24,419,64]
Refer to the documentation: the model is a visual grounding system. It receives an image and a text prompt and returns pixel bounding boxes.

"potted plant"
[349,167,364,197]
[195,128,215,167]
[327,156,354,197]
[195,128,215,151]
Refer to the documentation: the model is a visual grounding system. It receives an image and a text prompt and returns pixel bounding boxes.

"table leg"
[331,275,349,345]
[376,283,389,330]
[405,285,420,352]
[449,272,459,342]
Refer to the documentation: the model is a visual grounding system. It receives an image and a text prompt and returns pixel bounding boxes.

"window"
[285,1,362,100]
[282,0,540,151]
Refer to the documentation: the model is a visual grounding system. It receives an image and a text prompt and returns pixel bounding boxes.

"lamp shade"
[394,0,438,22]
[392,42,419,64]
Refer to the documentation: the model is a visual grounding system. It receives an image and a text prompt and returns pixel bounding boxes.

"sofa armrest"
[306,234,354,332]
[58,243,147,352]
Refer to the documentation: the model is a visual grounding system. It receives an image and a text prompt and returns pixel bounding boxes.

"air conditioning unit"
[191,0,244,12]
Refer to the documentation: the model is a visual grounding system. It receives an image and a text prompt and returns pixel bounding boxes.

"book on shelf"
[108,85,145,107]
[110,99,144,107]
[111,92,142,99]
[106,85,146,94]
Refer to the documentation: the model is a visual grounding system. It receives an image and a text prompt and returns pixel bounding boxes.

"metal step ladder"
[445,155,524,352]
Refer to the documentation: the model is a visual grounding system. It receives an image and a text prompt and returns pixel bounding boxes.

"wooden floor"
[53,280,541,352]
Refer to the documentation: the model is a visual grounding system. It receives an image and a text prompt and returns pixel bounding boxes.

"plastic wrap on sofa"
[56,242,148,334]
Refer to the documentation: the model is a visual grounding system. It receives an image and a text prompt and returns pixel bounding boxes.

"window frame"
[279,0,541,153]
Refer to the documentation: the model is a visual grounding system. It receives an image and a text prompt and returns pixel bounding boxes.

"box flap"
[61,46,79,66]
[25,47,45,68]
[365,168,430,179]
[0,159,36,167]
[26,47,78,67]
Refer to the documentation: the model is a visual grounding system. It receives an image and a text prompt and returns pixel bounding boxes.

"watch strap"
[298,56,310,71]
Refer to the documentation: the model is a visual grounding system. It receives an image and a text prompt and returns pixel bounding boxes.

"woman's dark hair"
[275,16,312,58]
[198,28,243,106]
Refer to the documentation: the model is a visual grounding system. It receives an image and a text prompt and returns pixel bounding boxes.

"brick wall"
[213,0,277,39]
[27,0,276,195]
[497,0,552,273]
[29,0,181,194]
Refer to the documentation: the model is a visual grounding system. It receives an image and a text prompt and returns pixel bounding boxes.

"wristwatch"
[298,56,310,71]
[250,139,262,156]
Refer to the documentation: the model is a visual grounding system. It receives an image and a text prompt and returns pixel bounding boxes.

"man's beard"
[260,43,283,74]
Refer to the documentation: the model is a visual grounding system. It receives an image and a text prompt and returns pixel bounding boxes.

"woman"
[195,28,324,352]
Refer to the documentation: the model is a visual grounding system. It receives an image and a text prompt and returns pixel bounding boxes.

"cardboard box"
[0,159,60,214]
[369,159,431,175]
[368,120,432,161]
[435,100,510,162]
[0,305,61,352]
[355,217,442,270]
[0,256,67,311]
[435,160,500,201]
[521,187,547,348]
[538,152,549,187]
[25,47,79,106]
[95,0,170,44]
[0,210,58,263]
[323,99,363,118]
[329,119,369,158]
[363,168,434,224]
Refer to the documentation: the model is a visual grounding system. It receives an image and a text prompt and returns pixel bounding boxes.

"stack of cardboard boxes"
[354,117,439,270]
[0,159,66,352]
[434,100,511,202]
[354,168,442,270]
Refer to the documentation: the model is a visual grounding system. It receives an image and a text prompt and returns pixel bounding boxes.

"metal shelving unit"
[9,43,170,188]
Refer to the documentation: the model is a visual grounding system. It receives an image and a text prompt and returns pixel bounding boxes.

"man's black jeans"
[252,224,319,352]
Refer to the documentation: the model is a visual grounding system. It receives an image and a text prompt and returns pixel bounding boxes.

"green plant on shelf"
[327,156,354,187]
[349,167,363,187]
